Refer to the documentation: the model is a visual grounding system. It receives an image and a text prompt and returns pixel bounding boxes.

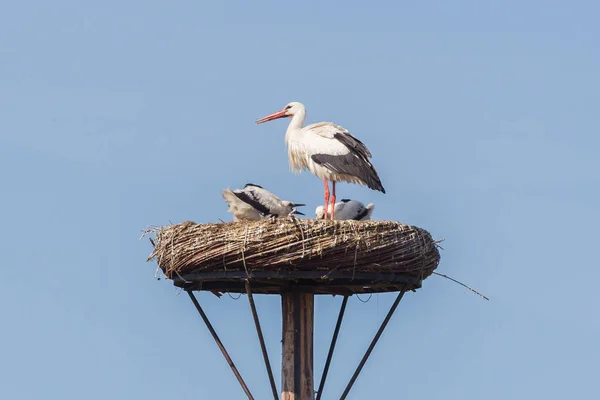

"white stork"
[255,102,385,220]
[222,183,305,221]
[315,199,375,221]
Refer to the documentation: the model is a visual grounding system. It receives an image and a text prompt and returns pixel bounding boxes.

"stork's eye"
[285,105,292,110]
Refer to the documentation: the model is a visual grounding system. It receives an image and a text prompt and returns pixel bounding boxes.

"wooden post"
[281,291,314,400]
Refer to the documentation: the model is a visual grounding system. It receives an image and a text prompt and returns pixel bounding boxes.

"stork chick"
[315,199,374,221]
[222,183,305,221]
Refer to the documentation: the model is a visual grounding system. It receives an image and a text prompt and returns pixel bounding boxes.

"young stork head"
[256,102,305,123]
[315,205,332,220]
[282,200,305,217]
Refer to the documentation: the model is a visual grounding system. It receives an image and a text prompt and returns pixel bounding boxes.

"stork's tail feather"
[365,203,375,219]
[222,189,237,211]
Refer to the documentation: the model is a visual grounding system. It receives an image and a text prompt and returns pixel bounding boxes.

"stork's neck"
[286,108,306,135]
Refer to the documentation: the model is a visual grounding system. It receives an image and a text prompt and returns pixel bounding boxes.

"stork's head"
[315,204,334,220]
[256,102,305,123]
[315,205,326,220]
[282,200,305,216]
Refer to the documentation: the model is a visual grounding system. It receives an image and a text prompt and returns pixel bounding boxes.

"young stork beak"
[256,109,288,124]
[290,203,305,216]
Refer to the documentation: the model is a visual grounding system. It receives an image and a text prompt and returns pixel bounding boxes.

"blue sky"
[1,1,599,398]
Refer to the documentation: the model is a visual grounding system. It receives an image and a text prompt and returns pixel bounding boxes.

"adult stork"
[256,102,385,220]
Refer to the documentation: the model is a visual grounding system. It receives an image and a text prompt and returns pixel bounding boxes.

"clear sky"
[1,1,599,399]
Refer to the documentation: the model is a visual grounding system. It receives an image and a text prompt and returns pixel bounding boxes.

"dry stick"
[432,272,489,301]
[150,237,162,280]
[241,225,250,277]
[291,217,307,258]
[169,231,176,276]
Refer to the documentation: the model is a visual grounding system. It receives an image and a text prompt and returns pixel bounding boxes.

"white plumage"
[256,102,384,220]
[286,122,356,180]
[222,183,305,222]
[315,199,375,221]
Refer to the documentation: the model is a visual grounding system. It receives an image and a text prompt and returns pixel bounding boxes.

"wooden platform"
[173,270,422,295]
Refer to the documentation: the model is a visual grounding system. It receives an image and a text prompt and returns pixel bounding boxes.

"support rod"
[186,291,254,400]
[316,295,348,400]
[339,289,407,400]
[245,281,279,400]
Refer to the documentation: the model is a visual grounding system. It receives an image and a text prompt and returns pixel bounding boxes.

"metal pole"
[339,289,407,400]
[245,280,279,400]
[316,295,348,400]
[186,291,254,400]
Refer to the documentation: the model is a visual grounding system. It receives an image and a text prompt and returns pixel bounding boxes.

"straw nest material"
[146,218,441,284]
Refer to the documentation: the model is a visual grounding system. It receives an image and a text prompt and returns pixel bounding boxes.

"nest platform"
[146,218,441,295]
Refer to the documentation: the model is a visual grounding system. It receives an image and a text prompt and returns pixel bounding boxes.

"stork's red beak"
[256,109,287,124]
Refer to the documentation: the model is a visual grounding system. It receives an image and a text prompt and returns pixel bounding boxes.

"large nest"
[146,218,441,294]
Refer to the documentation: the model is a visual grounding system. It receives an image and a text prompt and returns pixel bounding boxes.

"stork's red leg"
[330,181,336,220]
[323,179,330,219]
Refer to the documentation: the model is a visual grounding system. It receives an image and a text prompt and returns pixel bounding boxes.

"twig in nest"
[433,272,489,301]
[240,225,250,277]
[290,217,306,258]
[139,227,159,240]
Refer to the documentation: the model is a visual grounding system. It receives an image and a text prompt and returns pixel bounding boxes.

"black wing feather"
[334,132,372,158]
[233,191,271,216]
[310,131,385,193]
[311,153,385,193]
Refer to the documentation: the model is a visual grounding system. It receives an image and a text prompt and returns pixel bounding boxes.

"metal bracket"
[339,288,407,399]
[186,291,255,399]
[316,295,349,400]
[245,280,279,400]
